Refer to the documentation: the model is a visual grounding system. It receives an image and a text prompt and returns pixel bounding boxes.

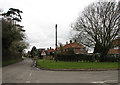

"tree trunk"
[94,43,111,62]
[100,47,110,62]
[100,54,106,62]
[93,43,101,53]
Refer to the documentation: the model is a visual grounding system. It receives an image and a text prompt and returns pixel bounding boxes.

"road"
[2,58,118,83]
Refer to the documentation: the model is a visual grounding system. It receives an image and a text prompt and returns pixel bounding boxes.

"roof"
[47,49,55,52]
[63,43,85,49]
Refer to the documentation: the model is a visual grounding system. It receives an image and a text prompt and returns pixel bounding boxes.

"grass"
[37,59,118,69]
[2,58,23,66]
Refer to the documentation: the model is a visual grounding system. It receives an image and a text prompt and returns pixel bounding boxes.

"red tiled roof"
[47,48,60,52]
[63,43,85,49]
[56,48,59,51]
[47,49,55,52]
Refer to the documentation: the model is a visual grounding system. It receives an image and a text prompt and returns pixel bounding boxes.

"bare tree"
[71,1,120,61]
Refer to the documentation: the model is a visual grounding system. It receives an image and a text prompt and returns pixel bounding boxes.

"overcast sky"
[1,0,99,51]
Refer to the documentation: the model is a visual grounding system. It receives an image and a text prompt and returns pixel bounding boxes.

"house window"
[80,48,83,51]
[114,46,119,50]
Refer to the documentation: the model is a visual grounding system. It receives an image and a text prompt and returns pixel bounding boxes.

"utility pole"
[55,24,58,62]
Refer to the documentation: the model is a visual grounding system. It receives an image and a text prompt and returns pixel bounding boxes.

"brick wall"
[108,46,120,54]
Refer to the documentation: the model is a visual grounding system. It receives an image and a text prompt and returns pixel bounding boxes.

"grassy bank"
[37,60,118,69]
[2,58,23,66]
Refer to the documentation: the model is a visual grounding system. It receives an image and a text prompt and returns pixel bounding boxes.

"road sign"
[41,50,46,56]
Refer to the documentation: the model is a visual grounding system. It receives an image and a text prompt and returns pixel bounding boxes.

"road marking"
[91,80,118,83]
[26,70,33,83]
[26,80,30,83]
[92,81,104,83]
[104,80,118,83]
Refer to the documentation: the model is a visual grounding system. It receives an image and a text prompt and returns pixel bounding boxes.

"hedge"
[57,54,120,62]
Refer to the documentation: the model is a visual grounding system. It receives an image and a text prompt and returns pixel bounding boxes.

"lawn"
[36,60,118,69]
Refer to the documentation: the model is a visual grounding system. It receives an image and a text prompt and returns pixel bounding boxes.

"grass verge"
[2,58,23,66]
[37,59,118,69]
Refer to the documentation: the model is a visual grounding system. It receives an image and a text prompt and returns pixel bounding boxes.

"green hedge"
[57,54,120,62]
[2,58,22,66]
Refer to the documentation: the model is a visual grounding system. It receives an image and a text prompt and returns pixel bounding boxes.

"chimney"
[47,48,49,50]
[74,39,77,43]
[66,41,68,45]
[70,40,72,43]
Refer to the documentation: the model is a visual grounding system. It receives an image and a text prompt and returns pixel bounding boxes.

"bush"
[104,54,120,62]
[57,53,119,62]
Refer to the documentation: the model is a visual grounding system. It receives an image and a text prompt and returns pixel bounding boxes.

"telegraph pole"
[55,24,58,62]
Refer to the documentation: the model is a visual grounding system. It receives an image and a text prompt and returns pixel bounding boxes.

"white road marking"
[92,81,104,83]
[91,80,118,83]
[104,80,118,83]
[26,80,30,83]
[26,70,33,83]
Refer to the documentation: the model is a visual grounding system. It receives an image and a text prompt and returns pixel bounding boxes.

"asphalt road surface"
[2,58,118,83]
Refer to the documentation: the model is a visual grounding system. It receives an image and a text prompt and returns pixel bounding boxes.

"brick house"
[61,40,87,54]
[47,47,55,55]
[108,38,120,54]
[108,37,120,54]
[108,47,120,54]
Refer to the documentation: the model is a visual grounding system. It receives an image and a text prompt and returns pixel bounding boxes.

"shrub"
[57,53,119,62]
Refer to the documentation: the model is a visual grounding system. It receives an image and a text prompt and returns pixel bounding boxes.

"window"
[114,46,119,50]
[80,48,83,51]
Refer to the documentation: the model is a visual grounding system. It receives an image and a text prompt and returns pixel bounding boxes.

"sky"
[0,0,98,52]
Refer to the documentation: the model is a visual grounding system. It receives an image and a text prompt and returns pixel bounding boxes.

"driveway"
[2,58,118,83]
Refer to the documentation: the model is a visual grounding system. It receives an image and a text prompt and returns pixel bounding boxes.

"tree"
[30,46,37,57]
[2,8,23,23]
[1,8,28,61]
[71,1,120,62]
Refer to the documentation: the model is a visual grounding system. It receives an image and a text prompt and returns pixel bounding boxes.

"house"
[108,38,120,54]
[108,46,120,54]
[47,47,55,55]
[61,40,87,54]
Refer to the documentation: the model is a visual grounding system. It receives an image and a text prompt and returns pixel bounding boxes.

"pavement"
[2,58,119,83]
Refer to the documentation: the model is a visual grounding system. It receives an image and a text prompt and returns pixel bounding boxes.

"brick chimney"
[47,48,49,50]
[66,41,68,45]
[74,39,77,43]
[70,40,72,43]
